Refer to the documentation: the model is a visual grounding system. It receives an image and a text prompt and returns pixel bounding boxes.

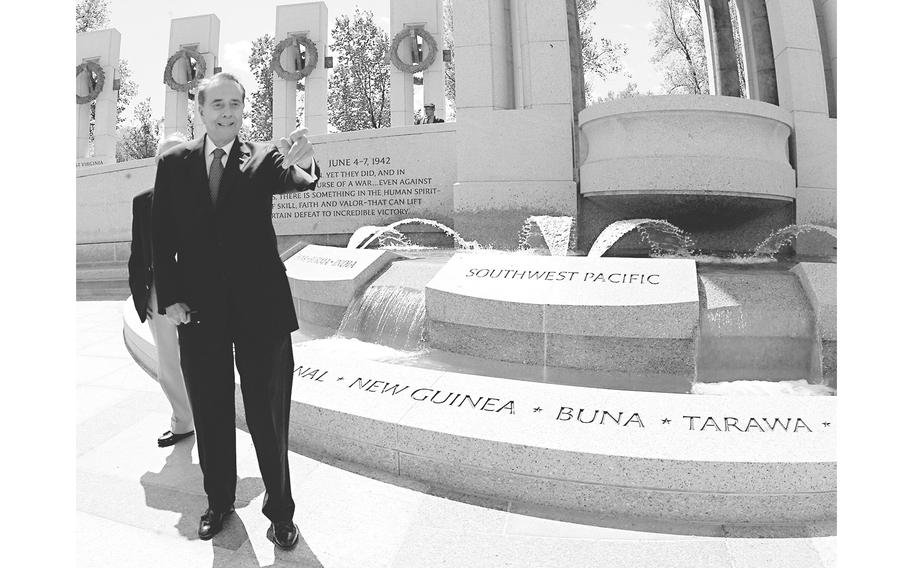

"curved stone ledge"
[579,95,795,201]
[428,320,697,376]
[425,253,700,373]
[123,300,835,528]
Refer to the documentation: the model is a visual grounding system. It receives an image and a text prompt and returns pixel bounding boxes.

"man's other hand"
[165,302,192,325]
[277,126,315,170]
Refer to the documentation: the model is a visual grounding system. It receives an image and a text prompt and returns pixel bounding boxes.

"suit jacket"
[128,189,154,323]
[151,136,320,340]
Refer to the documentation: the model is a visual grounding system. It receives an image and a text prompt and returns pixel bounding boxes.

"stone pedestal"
[76,74,92,159]
[76,28,121,165]
[164,15,220,139]
[390,0,446,126]
[451,0,578,248]
[274,3,328,139]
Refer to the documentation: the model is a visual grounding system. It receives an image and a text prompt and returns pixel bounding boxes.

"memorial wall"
[77,124,456,274]
[271,124,456,236]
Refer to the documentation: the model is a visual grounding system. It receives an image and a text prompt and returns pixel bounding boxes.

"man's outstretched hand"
[277,126,315,170]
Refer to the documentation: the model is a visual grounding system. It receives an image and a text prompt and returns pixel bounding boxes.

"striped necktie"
[209,147,226,204]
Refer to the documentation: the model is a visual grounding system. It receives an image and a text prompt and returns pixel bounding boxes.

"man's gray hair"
[156,132,188,159]
[196,72,247,106]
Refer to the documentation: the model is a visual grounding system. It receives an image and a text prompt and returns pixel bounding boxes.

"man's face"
[199,79,244,146]
[424,106,435,118]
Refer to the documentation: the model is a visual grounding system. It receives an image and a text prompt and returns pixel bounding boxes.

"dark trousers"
[177,321,295,523]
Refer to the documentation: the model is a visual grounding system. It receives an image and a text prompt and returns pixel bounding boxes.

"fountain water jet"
[587,219,695,258]
[336,285,427,350]
[355,218,482,251]
[347,225,413,249]
[753,224,837,257]
[518,216,576,256]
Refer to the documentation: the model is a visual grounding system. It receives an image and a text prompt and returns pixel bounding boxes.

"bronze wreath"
[270,36,318,81]
[390,27,438,74]
[76,61,106,104]
[163,49,207,92]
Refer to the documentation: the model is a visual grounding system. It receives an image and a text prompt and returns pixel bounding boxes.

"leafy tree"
[247,35,276,141]
[649,0,709,94]
[116,98,160,162]
[578,0,630,102]
[443,0,456,114]
[116,60,138,127]
[186,101,196,140]
[598,81,655,101]
[328,9,391,131]
[728,0,747,96]
[576,0,631,103]
[75,0,109,33]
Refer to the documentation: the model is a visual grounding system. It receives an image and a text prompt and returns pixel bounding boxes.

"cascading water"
[518,216,576,256]
[336,285,427,350]
[752,224,837,256]
[587,219,695,257]
[356,218,482,251]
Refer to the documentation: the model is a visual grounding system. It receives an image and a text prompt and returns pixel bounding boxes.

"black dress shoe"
[198,507,233,540]
[158,430,194,447]
[267,521,299,550]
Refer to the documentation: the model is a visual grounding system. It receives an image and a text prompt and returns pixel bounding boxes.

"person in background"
[416,102,444,124]
[128,132,195,449]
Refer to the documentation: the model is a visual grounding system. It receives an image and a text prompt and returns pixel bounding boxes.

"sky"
[103,0,663,124]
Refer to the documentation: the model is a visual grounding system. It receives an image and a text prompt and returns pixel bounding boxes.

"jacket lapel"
[214,137,250,210]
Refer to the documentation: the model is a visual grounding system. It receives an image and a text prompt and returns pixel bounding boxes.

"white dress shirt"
[204,136,234,175]
[204,136,316,183]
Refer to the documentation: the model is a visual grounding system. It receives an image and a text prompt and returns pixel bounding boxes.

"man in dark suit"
[151,72,319,549]
[128,133,195,449]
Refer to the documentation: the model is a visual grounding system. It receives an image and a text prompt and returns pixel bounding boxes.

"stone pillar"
[766,0,835,255]
[76,28,121,165]
[703,0,742,97]
[76,69,92,159]
[164,15,220,139]
[455,0,513,112]
[736,0,778,104]
[390,0,446,126]
[451,0,577,248]
[274,2,329,139]
[814,0,836,117]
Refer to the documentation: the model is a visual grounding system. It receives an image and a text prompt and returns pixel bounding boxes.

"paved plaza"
[77,299,835,568]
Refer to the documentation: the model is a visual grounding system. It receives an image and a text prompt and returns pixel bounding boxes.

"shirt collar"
[204,135,236,158]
